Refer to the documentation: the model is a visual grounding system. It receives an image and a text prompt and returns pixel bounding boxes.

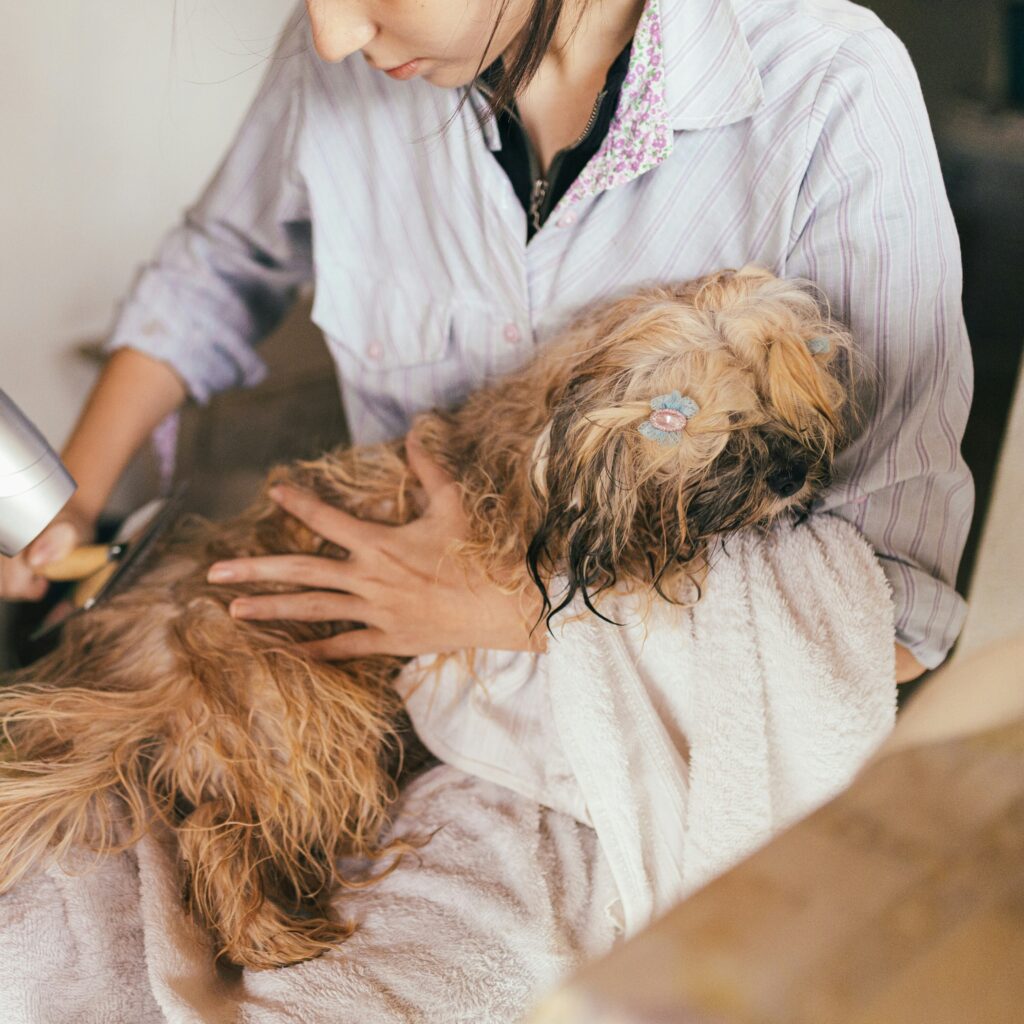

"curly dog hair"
[0,266,855,969]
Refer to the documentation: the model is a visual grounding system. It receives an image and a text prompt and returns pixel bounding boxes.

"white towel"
[0,767,619,1024]
[0,516,896,1021]
[403,514,898,936]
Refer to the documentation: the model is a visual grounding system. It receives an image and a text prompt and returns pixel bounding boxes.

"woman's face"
[304,0,532,86]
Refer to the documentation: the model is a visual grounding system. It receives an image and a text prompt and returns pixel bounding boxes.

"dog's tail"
[0,682,155,894]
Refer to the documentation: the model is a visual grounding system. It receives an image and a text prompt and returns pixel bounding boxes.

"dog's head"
[527,265,854,622]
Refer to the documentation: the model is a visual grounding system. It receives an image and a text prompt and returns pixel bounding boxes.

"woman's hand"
[207,431,545,660]
[895,642,926,684]
[0,504,96,601]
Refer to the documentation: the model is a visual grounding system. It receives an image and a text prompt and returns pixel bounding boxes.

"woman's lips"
[384,59,423,81]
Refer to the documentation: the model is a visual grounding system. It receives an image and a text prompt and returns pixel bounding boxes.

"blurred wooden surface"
[528,635,1024,1024]
[957,356,1024,659]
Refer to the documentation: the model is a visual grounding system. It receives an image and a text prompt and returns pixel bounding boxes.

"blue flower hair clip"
[806,336,831,355]
[638,390,700,445]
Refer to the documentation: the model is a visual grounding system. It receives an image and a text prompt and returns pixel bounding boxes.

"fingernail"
[207,564,237,583]
[268,486,285,503]
[230,600,252,618]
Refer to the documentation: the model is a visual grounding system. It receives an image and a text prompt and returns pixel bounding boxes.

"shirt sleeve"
[786,27,974,670]
[104,10,313,403]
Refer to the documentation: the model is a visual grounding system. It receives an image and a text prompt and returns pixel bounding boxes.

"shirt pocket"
[311,259,455,372]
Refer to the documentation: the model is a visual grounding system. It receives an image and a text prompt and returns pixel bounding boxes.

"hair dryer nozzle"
[0,390,76,557]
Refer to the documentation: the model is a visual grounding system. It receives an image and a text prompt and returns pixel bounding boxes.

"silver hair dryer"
[0,389,76,557]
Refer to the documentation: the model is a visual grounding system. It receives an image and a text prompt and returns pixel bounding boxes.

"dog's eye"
[766,461,808,497]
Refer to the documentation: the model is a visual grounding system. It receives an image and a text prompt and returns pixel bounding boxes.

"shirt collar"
[659,0,764,130]
[469,0,766,196]
[560,0,763,207]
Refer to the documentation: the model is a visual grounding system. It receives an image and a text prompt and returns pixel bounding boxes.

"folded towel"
[0,767,618,1024]
[0,516,895,1021]
[402,514,898,936]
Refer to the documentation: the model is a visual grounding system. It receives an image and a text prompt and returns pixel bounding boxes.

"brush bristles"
[0,265,854,967]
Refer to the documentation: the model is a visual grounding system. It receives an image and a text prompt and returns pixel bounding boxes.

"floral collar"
[466,0,765,211]
[563,0,764,207]
[563,0,673,205]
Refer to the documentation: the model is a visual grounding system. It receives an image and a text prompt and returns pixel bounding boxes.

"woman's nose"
[305,0,377,63]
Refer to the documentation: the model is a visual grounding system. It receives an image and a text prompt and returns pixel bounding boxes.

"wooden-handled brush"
[30,486,188,639]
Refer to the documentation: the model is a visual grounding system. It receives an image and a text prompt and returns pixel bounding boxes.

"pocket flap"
[312,265,452,370]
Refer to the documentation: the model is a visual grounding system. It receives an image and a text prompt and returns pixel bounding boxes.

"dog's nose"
[767,462,808,497]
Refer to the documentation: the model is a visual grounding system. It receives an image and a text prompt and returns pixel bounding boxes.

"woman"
[0,0,973,1013]
[2,0,971,680]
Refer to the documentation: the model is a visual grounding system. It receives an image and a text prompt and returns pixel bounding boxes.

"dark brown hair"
[470,0,584,117]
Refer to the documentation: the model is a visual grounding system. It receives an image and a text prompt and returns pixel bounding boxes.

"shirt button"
[503,323,520,344]
[366,340,384,362]
[557,211,577,228]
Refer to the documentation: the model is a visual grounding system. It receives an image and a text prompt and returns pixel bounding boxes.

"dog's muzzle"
[766,462,808,498]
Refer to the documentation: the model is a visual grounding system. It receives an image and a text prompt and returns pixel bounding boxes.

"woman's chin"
[419,61,478,89]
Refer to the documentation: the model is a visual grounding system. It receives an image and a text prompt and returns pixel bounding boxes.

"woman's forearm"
[61,348,188,524]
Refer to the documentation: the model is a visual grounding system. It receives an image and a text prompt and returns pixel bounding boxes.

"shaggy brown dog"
[0,266,854,969]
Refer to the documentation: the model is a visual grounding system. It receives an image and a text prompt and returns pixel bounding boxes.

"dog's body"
[0,268,854,969]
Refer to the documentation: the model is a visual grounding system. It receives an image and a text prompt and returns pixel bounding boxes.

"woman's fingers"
[269,485,381,550]
[26,519,82,571]
[201,443,482,656]
[300,627,392,661]
[405,429,463,519]
[0,557,48,602]
[207,554,364,592]
[405,429,454,496]
[1,512,93,602]
[230,589,371,624]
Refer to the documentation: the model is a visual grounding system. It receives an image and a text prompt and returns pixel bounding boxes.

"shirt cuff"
[876,555,968,670]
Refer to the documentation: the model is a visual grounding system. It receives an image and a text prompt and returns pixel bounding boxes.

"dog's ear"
[692,267,853,444]
[527,375,644,625]
[526,371,730,625]
[765,330,846,441]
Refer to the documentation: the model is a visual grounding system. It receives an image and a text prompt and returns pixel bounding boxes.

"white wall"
[0,0,295,451]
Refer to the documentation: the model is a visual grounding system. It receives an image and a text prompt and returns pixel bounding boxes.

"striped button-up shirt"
[107,0,974,668]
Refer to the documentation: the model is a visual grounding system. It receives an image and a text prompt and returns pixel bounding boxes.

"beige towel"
[402,515,898,935]
[0,767,618,1024]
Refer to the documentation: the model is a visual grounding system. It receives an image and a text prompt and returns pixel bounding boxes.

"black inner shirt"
[480,40,633,241]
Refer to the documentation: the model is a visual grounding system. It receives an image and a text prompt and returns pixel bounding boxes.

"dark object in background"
[1010,4,1024,107]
